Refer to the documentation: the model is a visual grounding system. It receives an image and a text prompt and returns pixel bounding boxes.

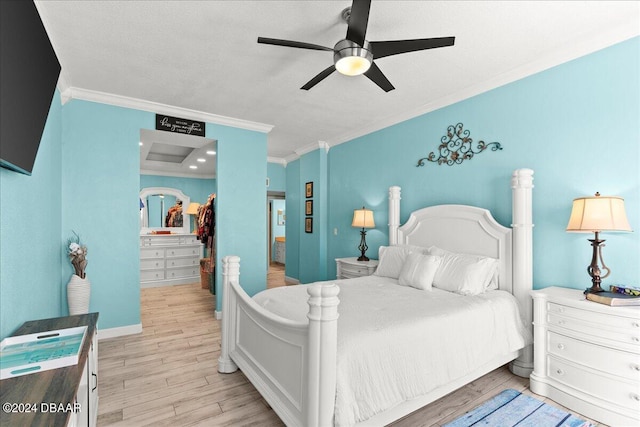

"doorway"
[267,192,286,268]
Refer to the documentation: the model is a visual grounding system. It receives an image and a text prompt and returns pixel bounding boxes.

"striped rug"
[444,389,595,427]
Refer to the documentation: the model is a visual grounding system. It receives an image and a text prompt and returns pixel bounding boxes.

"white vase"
[67,274,91,315]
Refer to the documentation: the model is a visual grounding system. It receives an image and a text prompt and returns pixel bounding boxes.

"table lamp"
[186,202,201,234]
[566,192,632,293]
[352,206,375,261]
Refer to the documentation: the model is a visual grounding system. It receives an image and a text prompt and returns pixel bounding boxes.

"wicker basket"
[200,258,211,289]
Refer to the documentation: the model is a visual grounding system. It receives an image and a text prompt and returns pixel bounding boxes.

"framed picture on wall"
[305,182,313,198]
[305,200,313,216]
[305,217,313,233]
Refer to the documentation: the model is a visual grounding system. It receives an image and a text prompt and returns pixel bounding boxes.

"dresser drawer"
[548,302,639,331]
[166,246,200,258]
[166,266,199,279]
[548,311,640,347]
[141,269,165,282]
[548,331,640,381]
[547,355,640,412]
[340,264,371,276]
[180,235,199,245]
[140,236,182,246]
[166,257,199,268]
[140,247,164,259]
[140,258,164,270]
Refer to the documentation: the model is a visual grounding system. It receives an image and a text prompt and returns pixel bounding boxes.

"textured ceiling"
[35,1,639,177]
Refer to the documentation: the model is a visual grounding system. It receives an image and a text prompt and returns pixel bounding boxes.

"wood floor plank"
[98,268,605,426]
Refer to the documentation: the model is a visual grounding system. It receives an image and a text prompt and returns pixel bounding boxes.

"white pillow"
[373,245,429,279]
[428,246,499,295]
[398,253,442,290]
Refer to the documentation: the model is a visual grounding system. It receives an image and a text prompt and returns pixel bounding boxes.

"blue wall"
[267,162,286,192]
[295,37,640,291]
[285,160,301,280]
[0,91,63,339]
[213,123,268,310]
[61,99,147,330]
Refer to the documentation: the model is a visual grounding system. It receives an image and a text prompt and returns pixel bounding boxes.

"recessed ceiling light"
[197,158,206,163]
[189,165,198,169]
[206,150,216,155]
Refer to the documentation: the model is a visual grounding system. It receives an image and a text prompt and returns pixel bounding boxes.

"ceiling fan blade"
[257,37,332,51]
[301,65,336,90]
[364,62,394,92]
[370,36,455,59]
[345,0,371,46]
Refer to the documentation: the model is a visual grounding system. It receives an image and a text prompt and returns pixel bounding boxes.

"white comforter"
[253,276,530,426]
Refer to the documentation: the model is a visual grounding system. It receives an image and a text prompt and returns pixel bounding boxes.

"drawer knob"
[632,364,640,372]
[632,394,640,402]
[557,344,565,350]
[557,320,566,326]
[633,337,640,343]
[633,322,640,328]
[556,369,564,375]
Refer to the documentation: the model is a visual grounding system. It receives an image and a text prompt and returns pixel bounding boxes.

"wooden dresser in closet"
[140,234,202,287]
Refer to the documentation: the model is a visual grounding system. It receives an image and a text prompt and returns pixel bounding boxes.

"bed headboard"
[387,168,534,376]
[396,204,513,293]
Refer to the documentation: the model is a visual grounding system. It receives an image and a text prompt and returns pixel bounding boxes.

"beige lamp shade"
[566,193,632,233]
[185,202,201,215]
[352,207,375,229]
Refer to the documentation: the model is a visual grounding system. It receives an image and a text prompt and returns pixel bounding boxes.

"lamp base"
[357,229,369,262]
[584,285,605,295]
[584,232,609,295]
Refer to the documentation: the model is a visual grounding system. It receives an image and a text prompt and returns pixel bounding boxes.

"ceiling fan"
[257,0,455,92]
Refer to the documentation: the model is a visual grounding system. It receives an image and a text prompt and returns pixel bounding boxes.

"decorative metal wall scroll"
[416,123,502,167]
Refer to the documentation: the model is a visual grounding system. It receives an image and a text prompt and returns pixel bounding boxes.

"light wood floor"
[97,265,606,426]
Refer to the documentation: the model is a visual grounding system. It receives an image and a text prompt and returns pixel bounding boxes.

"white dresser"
[140,234,202,287]
[336,257,379,279]
[530,286,640,426]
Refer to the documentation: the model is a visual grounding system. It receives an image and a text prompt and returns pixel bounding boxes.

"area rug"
[443,389,595,427]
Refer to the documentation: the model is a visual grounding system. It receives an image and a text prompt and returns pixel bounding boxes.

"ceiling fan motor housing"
[333,39,373,76]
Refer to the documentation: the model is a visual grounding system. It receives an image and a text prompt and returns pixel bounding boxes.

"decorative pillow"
[398,253,442,290]
[373,245,429,279]
[428,246,499,295]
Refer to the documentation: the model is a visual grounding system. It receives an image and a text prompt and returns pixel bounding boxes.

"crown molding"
[140,169,216,179]
[59,86,274,134]
[267,157,287,166]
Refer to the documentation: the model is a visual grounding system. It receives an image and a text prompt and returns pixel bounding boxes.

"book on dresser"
[586,290,640,306]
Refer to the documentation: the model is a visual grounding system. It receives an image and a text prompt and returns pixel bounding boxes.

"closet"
[196,193,216,293]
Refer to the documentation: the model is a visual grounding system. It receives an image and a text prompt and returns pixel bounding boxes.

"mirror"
[140,187,190,235]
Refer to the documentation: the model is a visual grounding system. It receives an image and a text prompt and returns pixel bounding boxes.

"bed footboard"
[218,256,340,427]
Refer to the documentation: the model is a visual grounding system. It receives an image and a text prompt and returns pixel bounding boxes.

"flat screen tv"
[0,1,61,175]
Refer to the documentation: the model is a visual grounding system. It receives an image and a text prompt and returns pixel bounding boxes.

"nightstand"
[530,286,640,426]
[336,257,378,279]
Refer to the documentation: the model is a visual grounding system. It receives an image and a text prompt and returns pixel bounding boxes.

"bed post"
[510,168,534,378]
[389,186,401,245]
[218,255,239,374]
[306,284,340,427]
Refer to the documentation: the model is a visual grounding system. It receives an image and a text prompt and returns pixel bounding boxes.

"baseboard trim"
[98,323,142,340]
[284,276,300,285]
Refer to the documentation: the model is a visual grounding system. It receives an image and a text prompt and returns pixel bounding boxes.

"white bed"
[218,168,535,426]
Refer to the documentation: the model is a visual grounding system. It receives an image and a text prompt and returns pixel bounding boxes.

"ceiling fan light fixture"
[334,39,372,76]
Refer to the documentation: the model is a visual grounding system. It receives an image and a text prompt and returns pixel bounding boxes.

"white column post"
[510,168,534,377]
[218,255,239,373]
[306,283,340,427]
[388,186,401,245]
